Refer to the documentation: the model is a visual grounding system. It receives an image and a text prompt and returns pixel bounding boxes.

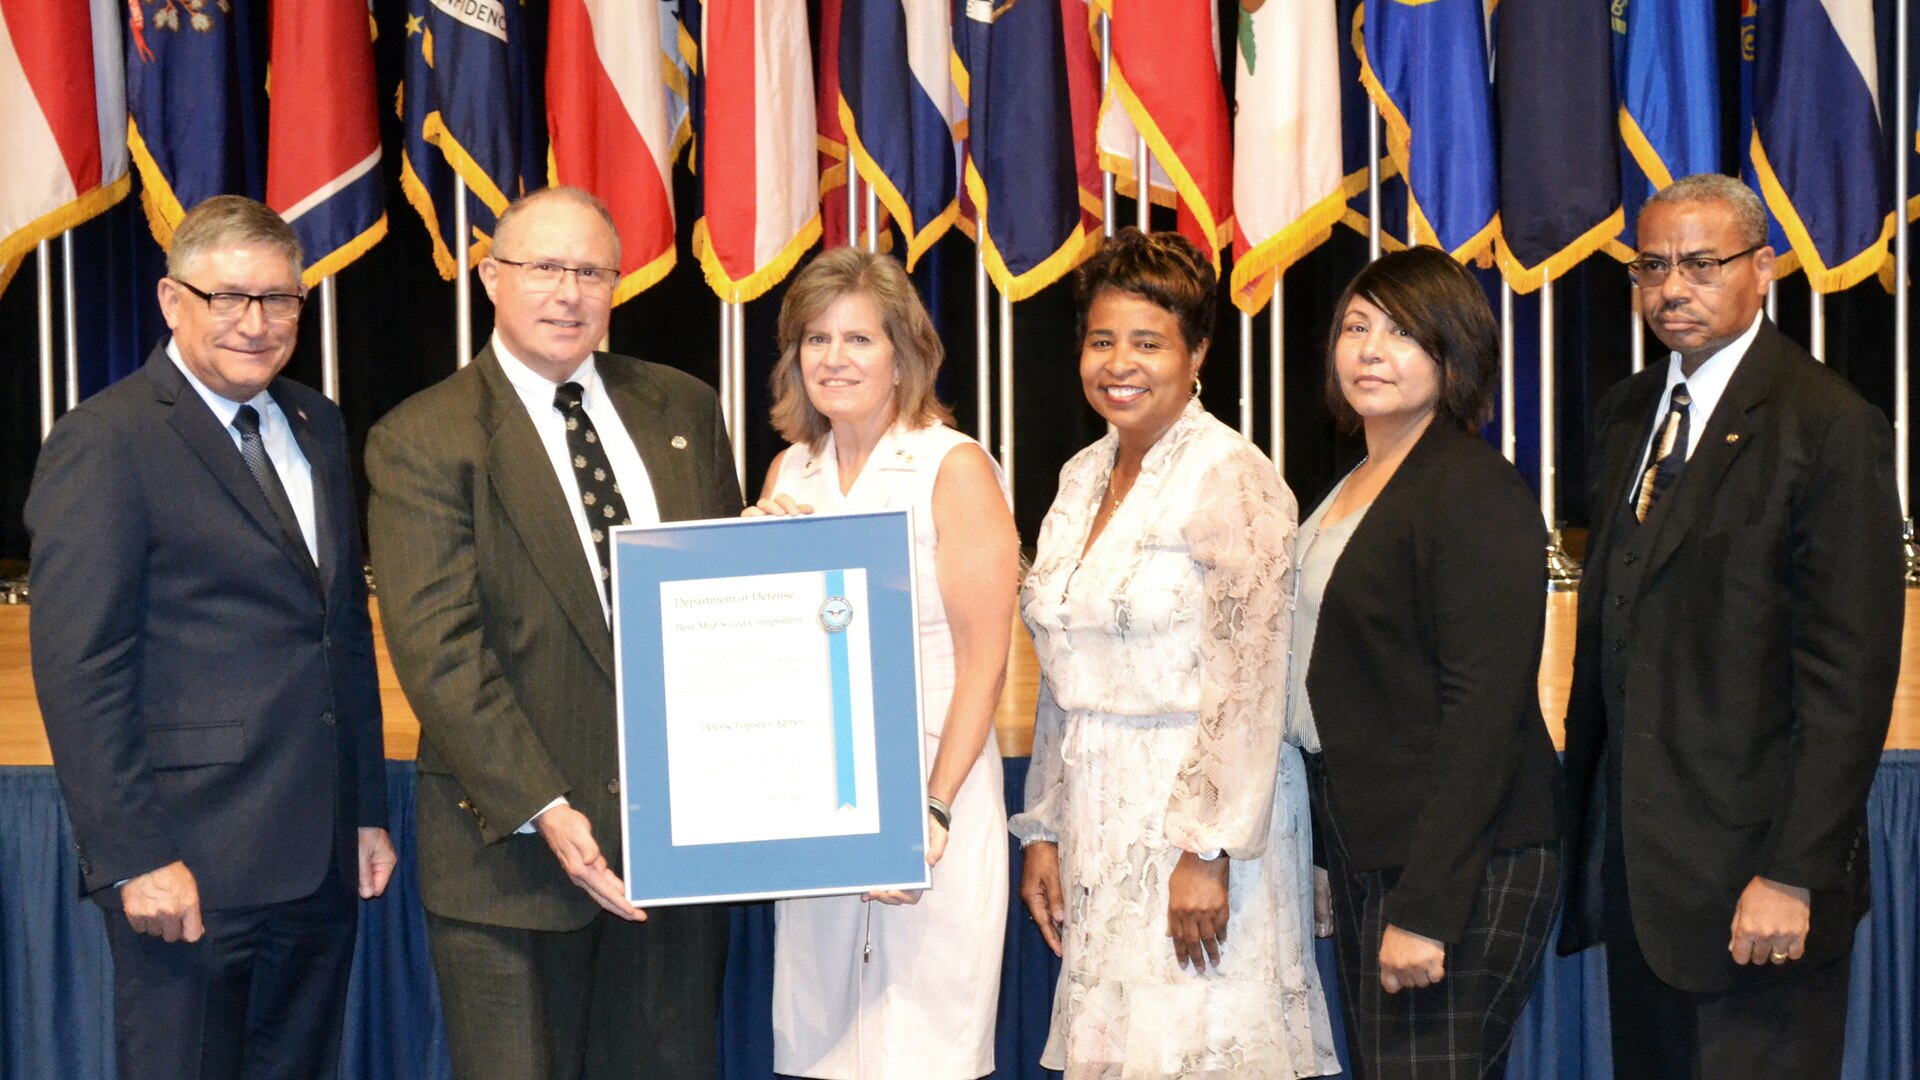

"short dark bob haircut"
[1073,227,1216,352]
[1323,246,1498,433]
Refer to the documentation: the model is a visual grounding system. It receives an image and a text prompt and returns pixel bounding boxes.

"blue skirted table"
[2,754,1915,1080]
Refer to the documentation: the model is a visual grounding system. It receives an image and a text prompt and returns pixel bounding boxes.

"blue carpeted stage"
[3,754,1915,1080]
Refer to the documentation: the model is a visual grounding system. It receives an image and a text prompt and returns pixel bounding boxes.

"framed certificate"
[609,510,930,906]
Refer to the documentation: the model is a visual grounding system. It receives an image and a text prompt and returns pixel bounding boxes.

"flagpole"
[1268,279,1284,473]
[1500,282,1516,462]
[1100,13,1115,235]
[1630,304,1644,372]
[1809,290,1825,362]
[62,230,79,409]
[1896,0,1915,581]
[1541,274,1579,587]
[976,246,992,449]
[718,303,734,439]
[1238,311,1253,438]
[319,278,340,403]
[729,302,746,486]
[1367,103,1382,261]
[455,176,473,367]
[1539,276,1556,529]
[1134,136,1150,232]
[997,293,1015,498]
[847,174,860,249]
[1766,281,1777,322]
[37,240,55,440]
[866,184,879,253]
[1896,0,1912,522]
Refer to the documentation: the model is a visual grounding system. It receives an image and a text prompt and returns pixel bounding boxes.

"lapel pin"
[1726,433,1741,444]
[670,435,688,450]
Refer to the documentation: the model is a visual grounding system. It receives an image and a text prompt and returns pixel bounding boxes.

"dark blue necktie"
[232,404,313,567]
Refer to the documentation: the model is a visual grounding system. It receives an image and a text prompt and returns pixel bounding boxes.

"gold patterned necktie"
[553,382,630,599]
[1634,383,1691,522]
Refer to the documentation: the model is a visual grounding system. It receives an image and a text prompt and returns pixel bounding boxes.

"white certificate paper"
[658,568,882,846]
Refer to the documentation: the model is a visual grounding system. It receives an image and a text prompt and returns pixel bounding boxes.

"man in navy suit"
[27,195,393,1080]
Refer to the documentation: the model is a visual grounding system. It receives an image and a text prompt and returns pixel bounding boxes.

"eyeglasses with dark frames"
[1626,245,1764,288]
[491,258,620,294]
[169,278,306,321]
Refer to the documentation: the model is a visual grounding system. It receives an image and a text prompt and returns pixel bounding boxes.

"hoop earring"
[1191,375,1203,399]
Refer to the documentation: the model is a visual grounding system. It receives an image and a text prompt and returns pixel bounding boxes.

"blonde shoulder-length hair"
[770,248,954,451]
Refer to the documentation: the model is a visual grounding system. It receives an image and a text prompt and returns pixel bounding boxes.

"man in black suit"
[26,195,394,1080]
[366,186,741,1080]
[1560,173,1902,1077]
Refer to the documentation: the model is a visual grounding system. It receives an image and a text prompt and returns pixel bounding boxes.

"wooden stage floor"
[5,593,1919,766]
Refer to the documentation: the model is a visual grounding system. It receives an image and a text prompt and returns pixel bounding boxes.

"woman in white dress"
[1011,229,1338,1079]
[753,247,1021,1079]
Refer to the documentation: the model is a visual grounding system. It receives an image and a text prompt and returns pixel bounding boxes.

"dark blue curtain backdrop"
[3,754,1916,1080]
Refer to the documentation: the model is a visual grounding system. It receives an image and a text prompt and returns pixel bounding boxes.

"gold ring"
[1771,951,1789,961]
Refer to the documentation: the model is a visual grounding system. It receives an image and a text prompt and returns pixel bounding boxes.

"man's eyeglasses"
[170,279,305,321]
[492,258,619,294]
[1626,245,1763,288]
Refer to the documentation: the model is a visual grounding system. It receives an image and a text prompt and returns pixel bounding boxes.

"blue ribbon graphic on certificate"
[657,569,881,846]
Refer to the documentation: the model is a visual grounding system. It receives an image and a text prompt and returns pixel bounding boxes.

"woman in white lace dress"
[753,248,1020,1079]
[1011,229,1338,1079]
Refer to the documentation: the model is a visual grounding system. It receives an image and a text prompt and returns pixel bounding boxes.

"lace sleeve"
[1163,448,1298,859]
[1009,675,1068,846]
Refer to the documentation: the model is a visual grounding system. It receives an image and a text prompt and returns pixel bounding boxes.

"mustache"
[1656,299,1697,317]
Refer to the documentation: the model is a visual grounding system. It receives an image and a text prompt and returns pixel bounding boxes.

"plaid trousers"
[1306,752,1561,1080]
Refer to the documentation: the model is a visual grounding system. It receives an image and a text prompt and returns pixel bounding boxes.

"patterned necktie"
[1634,383,1692,522]
[232,404,313,566]
[554,382,630,599]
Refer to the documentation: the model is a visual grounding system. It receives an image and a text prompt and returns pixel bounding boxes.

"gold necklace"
[1100,471,1134,522]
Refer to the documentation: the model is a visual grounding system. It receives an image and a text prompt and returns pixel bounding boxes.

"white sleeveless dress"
[770,421,1011,1079]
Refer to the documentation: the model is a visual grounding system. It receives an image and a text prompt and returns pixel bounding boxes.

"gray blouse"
[1286,477,1370,753]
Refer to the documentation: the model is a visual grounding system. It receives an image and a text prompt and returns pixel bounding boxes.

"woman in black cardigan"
[1288,247,1560,1078]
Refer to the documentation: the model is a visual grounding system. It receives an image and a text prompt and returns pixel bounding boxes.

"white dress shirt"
[168,340,318,561]
[492,334,662,831]
[491,332,661,622]
[1629,308,1765,500]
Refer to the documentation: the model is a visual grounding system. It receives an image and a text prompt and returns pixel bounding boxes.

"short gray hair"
[491,186,622,265]
[1642,174,1770,249]
[167,195,304,281]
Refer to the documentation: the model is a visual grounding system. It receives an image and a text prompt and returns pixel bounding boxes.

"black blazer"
[1558,320,1902,993]
[366,346,743,931]
[1305,421,1560,945]
[26,344,388,909]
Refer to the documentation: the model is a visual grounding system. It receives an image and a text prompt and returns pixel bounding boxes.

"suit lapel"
[151,346,318,586]
[600,356,701,522]
[475,348,616,679]
[1641,328,1778,576]
[270,380,336,597]
[1587,372,1670,570]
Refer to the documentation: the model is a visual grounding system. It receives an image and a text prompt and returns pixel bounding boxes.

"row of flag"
[4,1,1919,314]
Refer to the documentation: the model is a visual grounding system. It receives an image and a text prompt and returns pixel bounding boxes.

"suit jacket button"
[458,798,474,812]
[607,779,620,795]
[1611,639,1626,653]
[320,710,336,725]
[1612,595,1626,608]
